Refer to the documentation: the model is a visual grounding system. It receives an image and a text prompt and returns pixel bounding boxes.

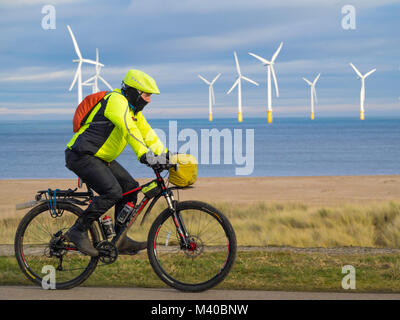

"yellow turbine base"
[311,112,315,120]
[360,111,365,120]
[209,113,213,122]
[267,110,273,123]
[238,112,243,123]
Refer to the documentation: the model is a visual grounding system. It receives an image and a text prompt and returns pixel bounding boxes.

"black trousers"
[65,149,139,231]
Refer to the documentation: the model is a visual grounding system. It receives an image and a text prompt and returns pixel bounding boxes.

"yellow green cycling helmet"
[123,69,160,94]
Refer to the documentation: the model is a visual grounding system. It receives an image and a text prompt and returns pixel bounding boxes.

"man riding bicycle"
[65,69,169,257]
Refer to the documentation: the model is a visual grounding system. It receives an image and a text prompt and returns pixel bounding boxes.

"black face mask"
[123,86,149,114]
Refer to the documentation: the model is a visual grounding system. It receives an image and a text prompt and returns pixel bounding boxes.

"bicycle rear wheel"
[14,202,100,289]
[147,200,236,292]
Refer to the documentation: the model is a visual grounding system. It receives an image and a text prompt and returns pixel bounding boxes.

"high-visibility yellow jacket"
[67,89,167,162]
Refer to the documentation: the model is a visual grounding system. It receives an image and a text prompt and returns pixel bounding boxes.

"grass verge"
[3,201,400,248]
[2,251,400,292]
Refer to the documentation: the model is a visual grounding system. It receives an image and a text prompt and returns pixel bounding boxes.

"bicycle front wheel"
[147,200,236,292]
[14,202,100,289]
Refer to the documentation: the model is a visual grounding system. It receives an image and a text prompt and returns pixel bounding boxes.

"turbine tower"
[198,73,221,121]
[67,25,104,104]
[82,48,113,93]
[248,42,283,123]
[303,73,320,120]
[226,52,259,122]
[349,63,376,120]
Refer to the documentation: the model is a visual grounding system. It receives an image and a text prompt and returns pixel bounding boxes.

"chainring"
[96,240,118,264]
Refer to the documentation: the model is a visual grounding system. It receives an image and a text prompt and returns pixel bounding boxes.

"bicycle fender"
[16,200,47,211]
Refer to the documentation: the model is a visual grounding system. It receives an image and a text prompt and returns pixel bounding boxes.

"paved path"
[1,286,400,300]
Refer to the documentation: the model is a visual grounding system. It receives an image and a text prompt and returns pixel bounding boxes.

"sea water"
[0,117,399,179]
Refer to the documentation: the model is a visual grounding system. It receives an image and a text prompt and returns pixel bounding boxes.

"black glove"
[140,151,169,171]
[165,150,175,161]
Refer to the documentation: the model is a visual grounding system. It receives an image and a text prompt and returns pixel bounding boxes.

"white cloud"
[0,67,73,83]
[0,0,81,8]
[0,107,73,115]
[129,0,399,14]
[157,20,319,53]
[0,55,386,91]
[0,102,71,108]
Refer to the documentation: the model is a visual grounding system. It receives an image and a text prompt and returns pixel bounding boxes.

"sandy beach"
[1,175,399,219]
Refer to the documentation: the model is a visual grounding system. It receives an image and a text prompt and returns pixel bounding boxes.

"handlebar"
[151,162,178,173]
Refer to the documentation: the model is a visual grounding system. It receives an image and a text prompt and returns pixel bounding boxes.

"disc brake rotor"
[183,236,203,258]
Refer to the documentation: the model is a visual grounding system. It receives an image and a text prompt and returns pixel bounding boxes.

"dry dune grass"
[212,201,400,248]
[2,200,400,248]
[1,175,399,247]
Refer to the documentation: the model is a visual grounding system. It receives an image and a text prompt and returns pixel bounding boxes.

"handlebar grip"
[151,163,178,173]
[167,163,178,171]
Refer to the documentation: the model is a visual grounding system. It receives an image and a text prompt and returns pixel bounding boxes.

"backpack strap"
[81,93,112,127]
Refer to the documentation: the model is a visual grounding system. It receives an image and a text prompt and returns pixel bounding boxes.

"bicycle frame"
[26,167,193,253]
[109,169,191,250]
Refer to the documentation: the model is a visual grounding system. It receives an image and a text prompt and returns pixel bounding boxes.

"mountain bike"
[14,164,237,292]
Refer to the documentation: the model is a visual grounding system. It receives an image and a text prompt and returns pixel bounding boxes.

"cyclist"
[64,69,169,257]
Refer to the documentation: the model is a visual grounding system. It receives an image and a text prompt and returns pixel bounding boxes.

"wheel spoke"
[15,203,98,289]
[149,202,236,291]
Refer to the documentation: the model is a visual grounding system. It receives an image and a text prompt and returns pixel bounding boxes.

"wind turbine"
[349,63,376,120]
[303,73,320,120]
[248,42,283,123]
[226,52,259,122]
[198,73,221,121]
[82,48,113,93]
[67,25,104,104]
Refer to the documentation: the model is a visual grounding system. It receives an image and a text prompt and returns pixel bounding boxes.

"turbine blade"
[95,48,100,74]
[303,78,313,86]
[67,25,82,59]
[234,51,241,76]
[198,75,210,85]
[313,73,321,85]
[364,68,376,78]
[360,82,365,108]
[81,58,104,67]
[248,52,270,65]
[82,76,96,84]
[211,73,221,85]
[241,76,259,86]
[271,42,283,63]
[98,76,114,91]
[349,63,363,78]
[227,78,240,95]
[69,62,82,91]
[313,87,318,104]
[270,66,279,97]
[211,86,215,105]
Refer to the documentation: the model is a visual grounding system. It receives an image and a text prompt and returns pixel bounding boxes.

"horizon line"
[1,115,400,122]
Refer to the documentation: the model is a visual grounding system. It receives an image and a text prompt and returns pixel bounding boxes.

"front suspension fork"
[165,192,190,248]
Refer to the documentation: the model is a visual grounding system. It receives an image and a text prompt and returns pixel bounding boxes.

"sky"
[0,0,399,120]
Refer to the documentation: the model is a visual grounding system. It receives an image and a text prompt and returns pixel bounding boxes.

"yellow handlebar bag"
[168,154,197,187]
